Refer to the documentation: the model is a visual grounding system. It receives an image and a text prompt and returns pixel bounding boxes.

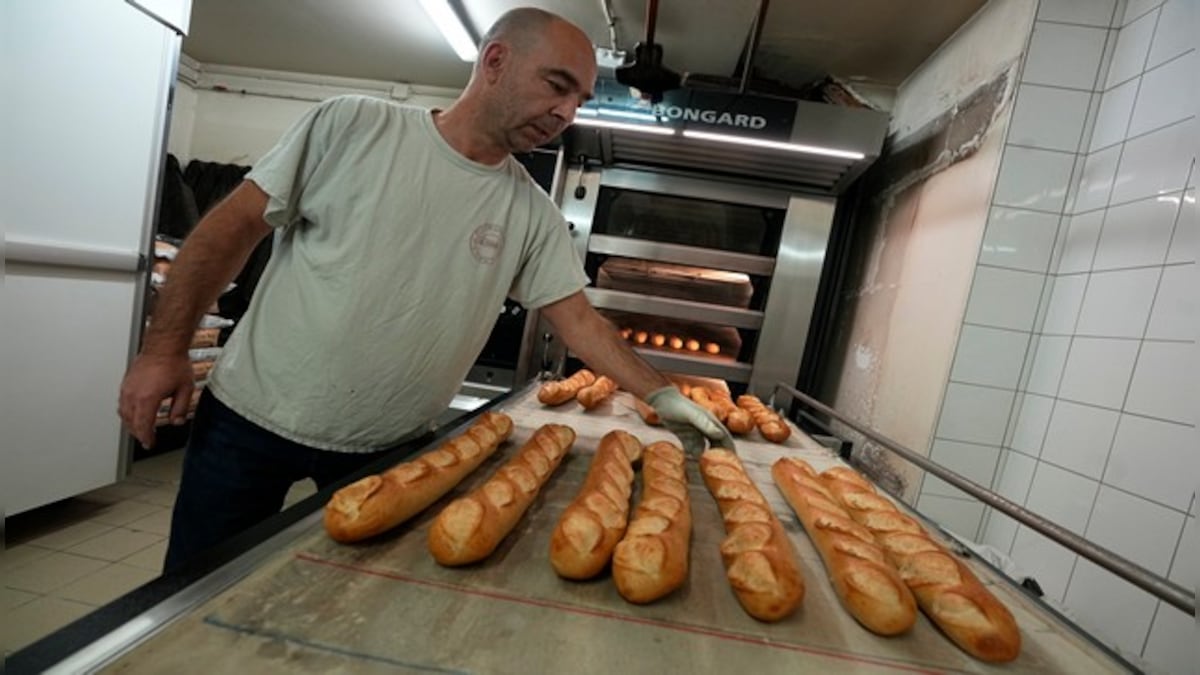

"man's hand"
[645,386,736,456]
[118,353,195,448]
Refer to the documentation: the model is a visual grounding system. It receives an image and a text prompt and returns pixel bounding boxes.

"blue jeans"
[164,391,395,570]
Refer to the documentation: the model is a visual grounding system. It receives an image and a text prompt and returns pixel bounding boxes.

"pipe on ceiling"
[739,0,770,94]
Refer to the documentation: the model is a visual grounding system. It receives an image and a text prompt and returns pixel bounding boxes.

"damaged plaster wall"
[818,0,1037,501]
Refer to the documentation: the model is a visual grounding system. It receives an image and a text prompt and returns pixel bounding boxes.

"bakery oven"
[513,82,888,398]
[523,165,835,397]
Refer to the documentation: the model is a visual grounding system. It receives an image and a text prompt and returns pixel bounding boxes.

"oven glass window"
[592,187,784,256]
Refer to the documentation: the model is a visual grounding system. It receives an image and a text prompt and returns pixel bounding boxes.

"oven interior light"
[682,130,865,160]
[419,0,478,62]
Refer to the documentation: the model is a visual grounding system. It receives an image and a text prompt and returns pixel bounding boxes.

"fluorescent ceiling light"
[682,130,865,160]
[419,0,477,62]
[573,118,676,135]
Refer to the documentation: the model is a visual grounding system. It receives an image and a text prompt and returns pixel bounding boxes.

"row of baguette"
[323,411,1021,663]
[538,369,791,444]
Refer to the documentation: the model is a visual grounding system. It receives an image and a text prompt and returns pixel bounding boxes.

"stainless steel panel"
[584,287,764,329]
[588,235,776,276]
[787,99,889,161]
[560,166,601,277]
[748,196,835,397]
[632,348,753,383]
[597,167,791,210]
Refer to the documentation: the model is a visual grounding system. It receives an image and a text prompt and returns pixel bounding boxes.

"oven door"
[530,166,833,396]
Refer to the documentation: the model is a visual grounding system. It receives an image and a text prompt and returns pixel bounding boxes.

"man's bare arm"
[118,180,274,446]
[142,181,274,355]
[538,291,669,398]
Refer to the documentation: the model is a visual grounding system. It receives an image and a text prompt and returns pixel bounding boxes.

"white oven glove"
[645,386,737,456]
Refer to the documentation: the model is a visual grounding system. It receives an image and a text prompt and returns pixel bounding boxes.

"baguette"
[709,388,755,435]
[772,458,917,635]
[577,375,618,410]
[324,412,513,543]
[700,449,804,621]
[428,424,575,566]
[612,442,692,603]
[633,397,661,426]
[736,395,791,443]
[550,430,642,579]
[688,386,725,420]
[538,370,596,406]
[820,469,1021,662]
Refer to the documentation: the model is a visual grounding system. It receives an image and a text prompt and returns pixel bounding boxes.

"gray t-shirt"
[207,95,587,452]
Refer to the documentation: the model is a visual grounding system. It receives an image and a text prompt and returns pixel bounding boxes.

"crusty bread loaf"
[700,449,804,621]
[772,458,916,635]
[633,397,661,426]
[688,386,725,420]
[428,424,575,566]
[538,370,596,406]
[736,395,791,443]
[324,412,513,543]
[708,388,755,435]
[819,469,1021,662]
[577,375,617,410]
[612,442,692,603]
[550,430,642,579]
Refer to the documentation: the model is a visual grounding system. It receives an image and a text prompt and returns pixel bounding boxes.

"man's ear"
[479,42,508,85]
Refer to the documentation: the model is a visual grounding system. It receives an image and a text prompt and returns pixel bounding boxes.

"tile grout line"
[999,446,1193,516]
[1071,0,1174,578]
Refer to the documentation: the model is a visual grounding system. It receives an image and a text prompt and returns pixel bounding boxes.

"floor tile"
[0,544,55,573]
[121,540,167,573]
[132,487,179,509]
[66,528,162,562]
[124,509,173,537]
[4,552,109,594]
[21,520,116,552]
[88,501,165,528]
[0,595,94,652]
[2,586,40,610]
[54,562,158,606]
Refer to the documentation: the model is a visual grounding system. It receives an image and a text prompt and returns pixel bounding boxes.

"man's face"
[488,22,597,153]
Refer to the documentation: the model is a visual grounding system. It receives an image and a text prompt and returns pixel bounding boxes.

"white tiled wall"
[920,1,1196,671]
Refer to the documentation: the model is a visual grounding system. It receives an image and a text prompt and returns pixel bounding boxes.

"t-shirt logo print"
[469,223,505,264]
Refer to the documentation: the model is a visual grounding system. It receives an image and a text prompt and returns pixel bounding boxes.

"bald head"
[448,7,596,158]
[475,8,592,72]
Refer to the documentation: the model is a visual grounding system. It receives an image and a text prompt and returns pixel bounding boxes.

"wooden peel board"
[101,389,1128,674]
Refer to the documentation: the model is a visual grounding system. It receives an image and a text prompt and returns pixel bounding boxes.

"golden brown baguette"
[612,442,692,603]
[819,469,1021,662]
[324,412,513,543]
[708,388,755,435]
[688,386,726,420]
[633,397,661,426]
[538,370,596,406]
[736,394,791,443]
[577,375,618,410]
[550,431,642,579]
[700,449,805,621]
[772,458,917,635]
[428,424,575,566]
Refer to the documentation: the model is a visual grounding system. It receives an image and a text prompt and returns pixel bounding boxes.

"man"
[119,7,733,570]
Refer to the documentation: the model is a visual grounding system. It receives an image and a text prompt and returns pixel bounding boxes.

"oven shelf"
[587,235,776,277]
[632,348,753,383]
[585,288,764,330]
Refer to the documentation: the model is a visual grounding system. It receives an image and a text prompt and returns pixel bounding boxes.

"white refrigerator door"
[1,0,184,515]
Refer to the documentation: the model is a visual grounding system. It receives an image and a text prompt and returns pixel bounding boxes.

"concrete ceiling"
[182,0,987,92]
